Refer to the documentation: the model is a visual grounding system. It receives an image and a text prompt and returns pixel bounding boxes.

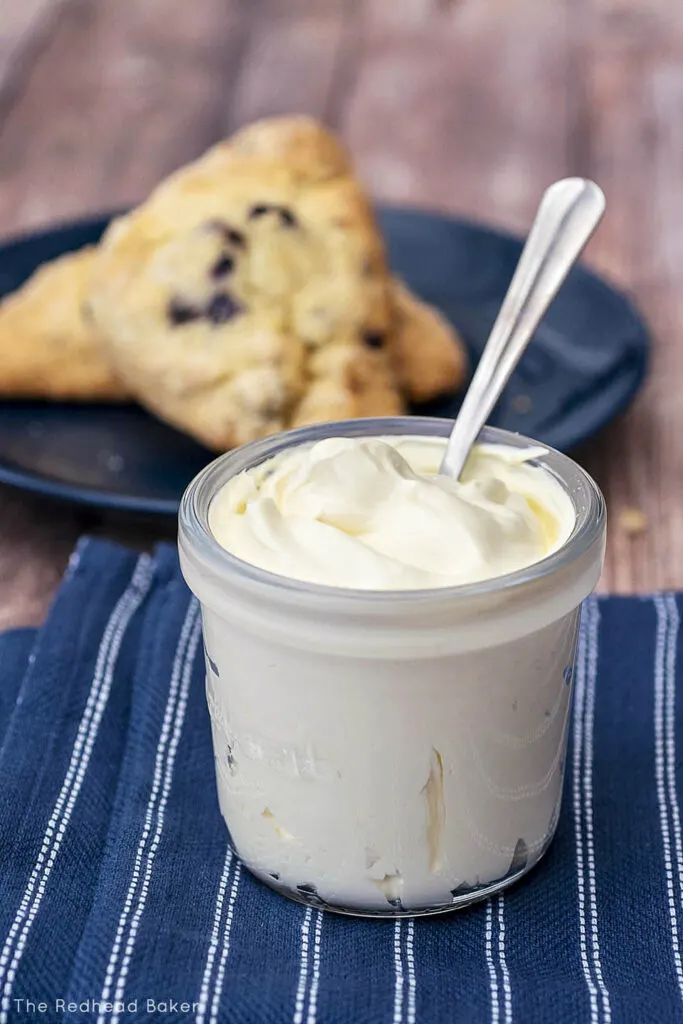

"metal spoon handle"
[440,178,606,479]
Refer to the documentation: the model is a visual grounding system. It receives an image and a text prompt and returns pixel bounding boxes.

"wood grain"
[0,0,250,232]
[573,0,683,592]
[0,0,680,625]
[344,0,576,228]
[0,484,78,628]
[0,0,66,124]
[226,0,353,129]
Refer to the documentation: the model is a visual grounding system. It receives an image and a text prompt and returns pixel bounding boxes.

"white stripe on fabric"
[572,599,611,1024]
[98,598,197,1014]
[654,595,683,999]
[63,537,90,583]
[392,919,404,1024]
[293,906,323,1024]
[112,612,202,1018]
[583,601,611,1023]
[195,845,234,1024]
[305,911,323,1024]
[405,919,416,1024]
[486,896,511,1024]
[498,896,512,1024]
[293,908,313,1024]
[485,900,500,1024]
[208,861,242,1024]
[0,555,154,1024]
[572,606,598,1023]
[665,595,683,998]
[99,600,201,1024]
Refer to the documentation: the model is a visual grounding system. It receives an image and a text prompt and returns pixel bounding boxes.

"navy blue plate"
[0,209,648,516]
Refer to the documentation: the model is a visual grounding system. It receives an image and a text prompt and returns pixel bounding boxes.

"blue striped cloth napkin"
[0,538,681,1024]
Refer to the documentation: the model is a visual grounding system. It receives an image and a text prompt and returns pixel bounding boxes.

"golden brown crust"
[388,279,468,403]
[0,248,128,401]
[290,344,405,429]
[226,116,352,183]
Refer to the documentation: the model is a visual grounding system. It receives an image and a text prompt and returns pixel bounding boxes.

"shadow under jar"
[178,417,606,918]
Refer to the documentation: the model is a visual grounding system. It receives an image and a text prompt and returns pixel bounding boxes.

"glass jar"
[178,417,606,917]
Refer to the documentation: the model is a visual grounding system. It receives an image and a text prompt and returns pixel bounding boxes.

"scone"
[87,117,465,449]
[0,248,128,401]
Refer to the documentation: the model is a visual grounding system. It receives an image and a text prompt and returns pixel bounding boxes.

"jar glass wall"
[178,418,606,917]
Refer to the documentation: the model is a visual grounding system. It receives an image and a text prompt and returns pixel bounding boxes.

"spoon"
[439,178,606,480]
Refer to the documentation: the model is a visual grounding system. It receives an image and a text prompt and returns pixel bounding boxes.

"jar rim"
[178,417,606,606]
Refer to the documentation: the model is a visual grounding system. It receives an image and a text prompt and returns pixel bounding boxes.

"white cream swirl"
[209,435,575,590]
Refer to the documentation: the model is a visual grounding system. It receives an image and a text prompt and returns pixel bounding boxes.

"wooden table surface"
[0,0,680,626]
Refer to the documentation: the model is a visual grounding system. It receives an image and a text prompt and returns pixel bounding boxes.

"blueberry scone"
[0,248,128,400]
[87,116,466,449]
